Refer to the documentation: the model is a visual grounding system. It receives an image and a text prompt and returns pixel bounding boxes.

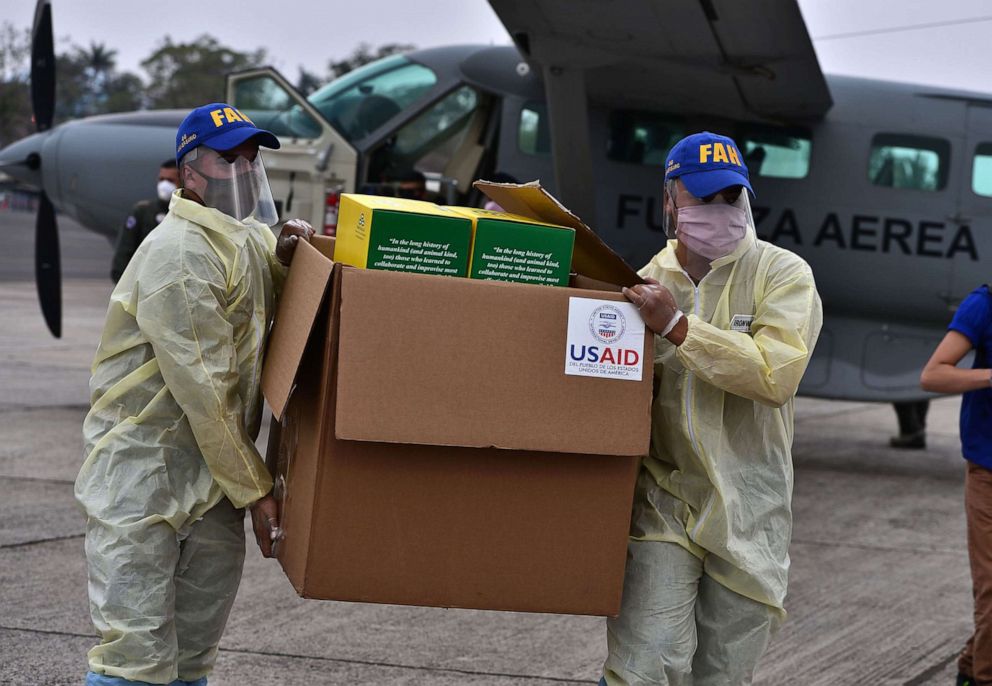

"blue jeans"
[86,673,206,686]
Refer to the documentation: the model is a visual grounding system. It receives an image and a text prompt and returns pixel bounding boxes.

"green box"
[451,207,575,287]
[335,195,472,277]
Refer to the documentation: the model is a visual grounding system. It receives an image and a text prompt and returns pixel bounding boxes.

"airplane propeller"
[30,0,60,338]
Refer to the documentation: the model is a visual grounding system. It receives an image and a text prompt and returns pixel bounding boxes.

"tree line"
[0,21,413,147]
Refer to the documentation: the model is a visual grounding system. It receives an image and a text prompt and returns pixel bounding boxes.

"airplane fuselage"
[3,46,983,401]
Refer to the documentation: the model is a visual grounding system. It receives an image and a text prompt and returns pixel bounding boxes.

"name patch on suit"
[730,314,754,333]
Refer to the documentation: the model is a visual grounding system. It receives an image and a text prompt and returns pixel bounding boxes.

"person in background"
[361,169,428,200]
[920,284,992,686]
[387,168,427,200]
[110,159,179,282]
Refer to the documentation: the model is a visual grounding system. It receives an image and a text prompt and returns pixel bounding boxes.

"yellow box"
[335,194,473,277]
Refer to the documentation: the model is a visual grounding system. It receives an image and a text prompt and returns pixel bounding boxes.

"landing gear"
[890,400,929,450]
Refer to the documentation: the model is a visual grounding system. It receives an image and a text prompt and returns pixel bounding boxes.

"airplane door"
[953,104,992,305]
[227,68,358,230]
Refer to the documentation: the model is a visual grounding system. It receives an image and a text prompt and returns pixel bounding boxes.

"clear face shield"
[180,146,279,226]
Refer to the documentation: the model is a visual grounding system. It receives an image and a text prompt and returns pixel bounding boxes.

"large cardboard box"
[262,182,650,616]
[334,194,472,277]
[449,206,575,287]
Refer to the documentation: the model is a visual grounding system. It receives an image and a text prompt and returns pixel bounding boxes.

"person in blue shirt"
[921,285,992,686]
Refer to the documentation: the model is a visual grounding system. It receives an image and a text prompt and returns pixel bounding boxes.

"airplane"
[0,0,983,406]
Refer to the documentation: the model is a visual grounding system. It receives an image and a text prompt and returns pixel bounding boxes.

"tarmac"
[0,209,971,685]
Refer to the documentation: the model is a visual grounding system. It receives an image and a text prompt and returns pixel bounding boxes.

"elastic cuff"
[660,310,684,338]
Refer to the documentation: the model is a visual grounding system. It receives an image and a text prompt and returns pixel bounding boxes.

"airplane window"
[518,103,550,156]
[392,86,478,157]
[365,86,481,182]
[307,55,437,142]
[972,143,992,197]
[607,111,683,165]
[740,129,811,178]
[232,75,323,140]
[868,134,949,191]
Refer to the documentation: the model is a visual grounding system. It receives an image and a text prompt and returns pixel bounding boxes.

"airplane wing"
[488,0,832,121]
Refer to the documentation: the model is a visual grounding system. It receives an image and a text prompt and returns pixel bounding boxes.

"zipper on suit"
[680,270,714,542]
[680,270,702,458]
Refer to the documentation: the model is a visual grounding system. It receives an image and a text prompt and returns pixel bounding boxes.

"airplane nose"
[0,131,48,188]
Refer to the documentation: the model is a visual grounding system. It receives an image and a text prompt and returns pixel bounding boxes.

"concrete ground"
[0,210,970,685]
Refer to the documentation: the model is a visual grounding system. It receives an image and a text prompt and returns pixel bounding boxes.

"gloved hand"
[276,219,315,266]
[249,493,283,558]
[623,277,683,338]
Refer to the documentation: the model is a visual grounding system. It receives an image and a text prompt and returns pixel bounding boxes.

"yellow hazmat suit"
[76,190,284,683]
[605,227,822,685]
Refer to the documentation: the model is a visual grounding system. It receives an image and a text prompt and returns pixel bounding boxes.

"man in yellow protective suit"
[76,103,314,686]
[602,132,823,685]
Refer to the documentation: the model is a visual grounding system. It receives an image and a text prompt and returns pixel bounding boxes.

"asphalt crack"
[903,650,959,685]
[0,533,84,550]
[790,537,961,556]
[0,403,89,412]
[2,475,75,486]
[0,625,593,683]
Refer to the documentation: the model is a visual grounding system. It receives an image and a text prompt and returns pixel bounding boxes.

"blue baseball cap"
[175,102,280,163]
[664,131,754,199]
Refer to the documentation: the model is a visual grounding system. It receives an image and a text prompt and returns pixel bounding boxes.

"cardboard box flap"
[334,268,652,456]
[261,237,335,419]
[474,180,643,288]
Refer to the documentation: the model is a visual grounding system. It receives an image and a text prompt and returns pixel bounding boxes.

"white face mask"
[157,179,177,203]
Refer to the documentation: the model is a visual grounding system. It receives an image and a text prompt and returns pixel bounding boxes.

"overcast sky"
[6,0,992,94]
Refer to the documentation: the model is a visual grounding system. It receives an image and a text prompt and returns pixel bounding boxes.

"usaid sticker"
[565,297,645,381]
[730,314,754,333]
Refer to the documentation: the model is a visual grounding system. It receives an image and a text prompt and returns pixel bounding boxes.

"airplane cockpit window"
[740,129,811,178]
[233,75,323,140]
[307,55,437,142]
[391,86,479,160]
[365,85,484,188]
[607,111,683,165]
[971,143,992,197]
[518,103,551,156]
[868,134,949,191]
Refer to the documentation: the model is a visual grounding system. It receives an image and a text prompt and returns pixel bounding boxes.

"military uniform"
[110,198,169,282]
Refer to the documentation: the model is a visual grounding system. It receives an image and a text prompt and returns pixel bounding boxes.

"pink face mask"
[676,203,748,261]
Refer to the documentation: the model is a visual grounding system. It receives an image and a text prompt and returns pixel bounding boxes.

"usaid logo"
[589,304,626,344]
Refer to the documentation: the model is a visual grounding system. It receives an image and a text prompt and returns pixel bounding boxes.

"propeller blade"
[30,0,60,338]
[30,0,55,132]
[35,191,61,338]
